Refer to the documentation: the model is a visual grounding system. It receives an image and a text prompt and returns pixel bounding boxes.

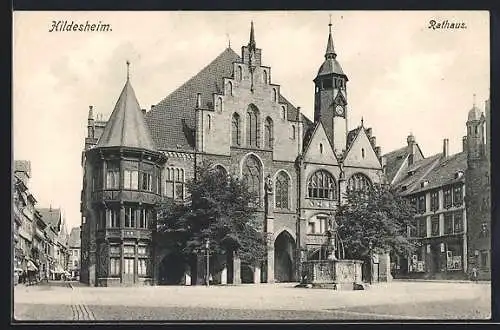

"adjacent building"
[465,98,490,280]
[37,207,70,280]
[68,226,81,279]
[13,161,39,279]
[385,98,491,280]
[80,22,390,286]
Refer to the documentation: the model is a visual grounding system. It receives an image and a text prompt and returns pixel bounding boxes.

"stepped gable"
[145,47,311,151]
[96,78,157,151]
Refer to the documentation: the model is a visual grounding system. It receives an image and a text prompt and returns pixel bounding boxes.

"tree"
[156,162,269,273]
[335,183,418,260]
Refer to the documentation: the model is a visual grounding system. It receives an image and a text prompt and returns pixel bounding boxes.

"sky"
[13,11,490,231]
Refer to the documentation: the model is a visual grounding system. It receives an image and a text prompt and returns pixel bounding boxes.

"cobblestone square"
[13,281,491,321]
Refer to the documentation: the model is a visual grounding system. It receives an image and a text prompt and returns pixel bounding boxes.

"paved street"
[13,281,491,321]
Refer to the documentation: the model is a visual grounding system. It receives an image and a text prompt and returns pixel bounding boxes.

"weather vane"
[126,60,130,80]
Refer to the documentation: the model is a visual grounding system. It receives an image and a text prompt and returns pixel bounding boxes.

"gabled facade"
[80,22,387,286]
[385,98,491,280]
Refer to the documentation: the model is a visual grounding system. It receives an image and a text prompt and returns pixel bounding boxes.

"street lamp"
[205,238,210,287]
[368,240,373,285]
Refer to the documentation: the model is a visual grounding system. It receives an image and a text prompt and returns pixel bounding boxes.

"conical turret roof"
[96,77,157,151]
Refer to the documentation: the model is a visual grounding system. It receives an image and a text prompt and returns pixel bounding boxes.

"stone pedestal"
[233,252,241,285]
[301,259,364,290]
[378,253,392,282]
[221,267,227,285]
[254,266,261,284]
[266,216,275,284]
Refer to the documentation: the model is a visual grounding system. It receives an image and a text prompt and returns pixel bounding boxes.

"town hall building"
[80,22,388,286]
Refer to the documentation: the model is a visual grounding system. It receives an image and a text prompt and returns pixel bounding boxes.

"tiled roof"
[145,48,239,151]
[317,58,345,77]
[145,47,310,152]
[68,227,81,248]
[37,208,61,230]
[410,152,467,194]
[96,79,157,151]
[393,154,442,195]
[383,146,410,184]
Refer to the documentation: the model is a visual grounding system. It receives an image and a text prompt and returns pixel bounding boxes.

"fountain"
[297,215,365,290]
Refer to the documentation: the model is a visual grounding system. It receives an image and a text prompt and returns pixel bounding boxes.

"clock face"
[335,105,344,116]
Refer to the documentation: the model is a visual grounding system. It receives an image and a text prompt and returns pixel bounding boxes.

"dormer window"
[421,180,429,188]
[455,171,464,179]
[401,185,407,191]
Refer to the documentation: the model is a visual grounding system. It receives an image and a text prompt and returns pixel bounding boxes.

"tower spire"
[249,21,256,50]
[325,17,336,59]
[126,60,130,81]
[473,93,476,107]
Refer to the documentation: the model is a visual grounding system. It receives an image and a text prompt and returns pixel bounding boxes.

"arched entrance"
[158,253,186,285]
[274,231,295,282]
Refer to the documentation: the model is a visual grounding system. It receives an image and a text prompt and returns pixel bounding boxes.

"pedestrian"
[472,266,478,283]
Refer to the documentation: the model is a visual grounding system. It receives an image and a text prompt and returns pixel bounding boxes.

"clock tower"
[313,21,348,156]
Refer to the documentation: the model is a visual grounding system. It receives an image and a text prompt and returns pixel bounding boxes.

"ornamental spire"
[325,16,337,59]
[126,60,130,81]
[249,21,256,51]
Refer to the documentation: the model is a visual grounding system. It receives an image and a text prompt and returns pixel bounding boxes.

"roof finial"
[473,93,476,107]
[226,33,231,49]
[126,60,130,80]
[249,21,256,50]
[325,17,336,59]
[361,117,364,127]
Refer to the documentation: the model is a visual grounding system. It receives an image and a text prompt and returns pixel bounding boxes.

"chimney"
[141,109,146,115]
[151,105,155,111]
[443,138,449,158]
[407,133,416,165]
[196,93,202,108]
[375,146,381,158]
[370,136,377,148]
[462,136,467,153]
[88,105,94,120]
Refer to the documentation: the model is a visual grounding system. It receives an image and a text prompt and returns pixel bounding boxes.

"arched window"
[263,70,268,84]
[347,173,372,193]
[272,88,277,102]
[227,81,233,96]
[232,113,241,146]
[242,155,261,203]
[264,117,273,149]
[281,106,286,120]
[217,97,223,112]
[275,171,289,209]
[320,143,323,154]
[238,66,242,81]
[307,170,336,200]
[246,105,260,148]
[361,148,365,158]
[291,125,296,140]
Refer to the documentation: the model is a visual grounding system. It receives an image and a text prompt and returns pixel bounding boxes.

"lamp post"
[205,238,210,287]
[368,240,373,285]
